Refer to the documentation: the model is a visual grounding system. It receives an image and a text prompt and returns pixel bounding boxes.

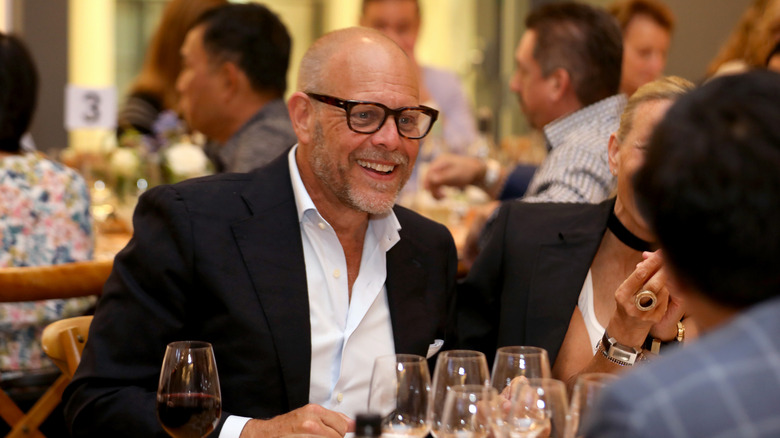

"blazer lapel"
[231,153,312,411]
[386,236,429,357]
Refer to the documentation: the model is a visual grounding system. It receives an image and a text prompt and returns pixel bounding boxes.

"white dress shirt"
[221,146,399,437]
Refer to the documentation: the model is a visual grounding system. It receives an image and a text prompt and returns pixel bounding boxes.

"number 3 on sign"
[65,85,117,130]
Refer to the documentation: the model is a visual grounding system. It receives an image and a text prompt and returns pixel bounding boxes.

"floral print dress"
[0,152,95,376]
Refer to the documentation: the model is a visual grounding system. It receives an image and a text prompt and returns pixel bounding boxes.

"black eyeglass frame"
[305,92,439,139]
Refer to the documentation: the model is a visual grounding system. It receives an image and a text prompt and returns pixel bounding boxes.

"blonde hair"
[616,75,695,142]
[129,0,227,110]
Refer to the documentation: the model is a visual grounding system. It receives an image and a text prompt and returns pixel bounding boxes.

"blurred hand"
[607,251,671,347]
[424,154,486,199]
[240,404,354,438]
[461,201,500,271]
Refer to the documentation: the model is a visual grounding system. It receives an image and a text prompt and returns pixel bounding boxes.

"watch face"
[608,346,636,363]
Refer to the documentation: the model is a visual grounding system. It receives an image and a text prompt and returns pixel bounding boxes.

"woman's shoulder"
[6,152,86,187]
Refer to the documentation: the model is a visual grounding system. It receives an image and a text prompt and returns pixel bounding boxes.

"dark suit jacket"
[63,152,458,437]
[457,198,614,366]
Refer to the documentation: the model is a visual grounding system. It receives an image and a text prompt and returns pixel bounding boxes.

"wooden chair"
[0,260,111,437]
[41,316,93,379]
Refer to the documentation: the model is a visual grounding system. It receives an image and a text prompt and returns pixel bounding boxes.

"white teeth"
[357,159,395,173]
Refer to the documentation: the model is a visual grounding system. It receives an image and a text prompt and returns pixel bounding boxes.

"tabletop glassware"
[437,384,499,438]
[367,354,431,437]
[428,350,491,437]
[491,346,552,396]
[504,378,569,438]
[157,341,221,438]
[565,373,618,438]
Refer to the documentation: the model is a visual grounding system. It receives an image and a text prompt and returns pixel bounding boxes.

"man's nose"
[650,54,665,74]
[371,116,403,151]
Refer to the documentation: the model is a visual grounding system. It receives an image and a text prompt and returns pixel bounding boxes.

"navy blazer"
[457,198,614,366]
[63,151,458,437]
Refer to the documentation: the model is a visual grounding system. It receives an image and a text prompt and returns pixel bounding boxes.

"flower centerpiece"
[163,138,212,183]
[112,109,213,190]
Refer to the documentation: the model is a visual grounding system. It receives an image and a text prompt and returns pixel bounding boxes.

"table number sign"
[65,85,117,130]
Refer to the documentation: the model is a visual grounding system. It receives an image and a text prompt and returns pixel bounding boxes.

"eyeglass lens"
[349,103,433,139]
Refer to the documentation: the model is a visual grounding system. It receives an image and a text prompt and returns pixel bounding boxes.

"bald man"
[63,27,457,438]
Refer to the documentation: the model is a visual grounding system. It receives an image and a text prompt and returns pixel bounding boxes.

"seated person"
[0,32,95,431]
[177,4,297,173]
[117,0,226,137]
[424,3,625,204]
[457,76,694,388]
[608,0,675,96]
[63,27,456,438]
[586,70,780,438]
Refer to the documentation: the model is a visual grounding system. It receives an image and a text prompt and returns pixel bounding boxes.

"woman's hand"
[635,251,686,341]
[606,251,671,347]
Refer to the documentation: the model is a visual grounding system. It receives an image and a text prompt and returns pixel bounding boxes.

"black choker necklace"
[607,210,654,252]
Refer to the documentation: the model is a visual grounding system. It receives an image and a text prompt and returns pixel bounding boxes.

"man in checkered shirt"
[585,70,780,438]
[425,2,626,204]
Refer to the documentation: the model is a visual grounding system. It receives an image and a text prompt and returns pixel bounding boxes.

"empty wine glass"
[506,378,569,438]
[367,354,431,437]
[157,341,221,438]
[438,384,499,438]
[491,346,552,396]
[566,373,618,438]
[428,350,490,437]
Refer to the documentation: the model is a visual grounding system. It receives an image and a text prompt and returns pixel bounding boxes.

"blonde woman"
[458,76,695,388]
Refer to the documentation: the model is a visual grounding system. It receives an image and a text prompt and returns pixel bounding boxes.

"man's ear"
[607,132,620,177]
[548,68,570,102]
[217,61,243,101]
[288,92,313,145]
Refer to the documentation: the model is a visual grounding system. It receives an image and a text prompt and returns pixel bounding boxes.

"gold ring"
[634,290,657,311]
[676,320,685,342]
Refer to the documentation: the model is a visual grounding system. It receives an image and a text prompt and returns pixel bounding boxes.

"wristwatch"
[482,158,501,188]
[600,330,642,366]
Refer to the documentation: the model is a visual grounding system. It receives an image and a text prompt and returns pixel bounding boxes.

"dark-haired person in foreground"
[585,70,780,437]
[63,27,456,437]
[177,3,297,173]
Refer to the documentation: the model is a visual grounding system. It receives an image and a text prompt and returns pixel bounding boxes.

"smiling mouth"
[357,159,396,175]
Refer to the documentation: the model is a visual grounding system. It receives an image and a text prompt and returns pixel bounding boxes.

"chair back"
[0,259,112,302]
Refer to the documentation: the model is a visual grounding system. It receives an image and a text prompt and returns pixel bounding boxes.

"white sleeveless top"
[578,269,605,355]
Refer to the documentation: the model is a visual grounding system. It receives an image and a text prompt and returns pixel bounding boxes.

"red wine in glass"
[157,393,221,438]
[157,341,221,438]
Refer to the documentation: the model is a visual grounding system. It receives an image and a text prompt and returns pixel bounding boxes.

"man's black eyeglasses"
[306,92,439,140]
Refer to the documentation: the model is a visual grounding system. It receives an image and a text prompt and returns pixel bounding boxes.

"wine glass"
[428,350,491,437]
[506,378,569,438]
[491,346,552,396]
[438,384,499,438]
[157,341,222,438]
[565,373,618,438]
[367,354,431,437]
